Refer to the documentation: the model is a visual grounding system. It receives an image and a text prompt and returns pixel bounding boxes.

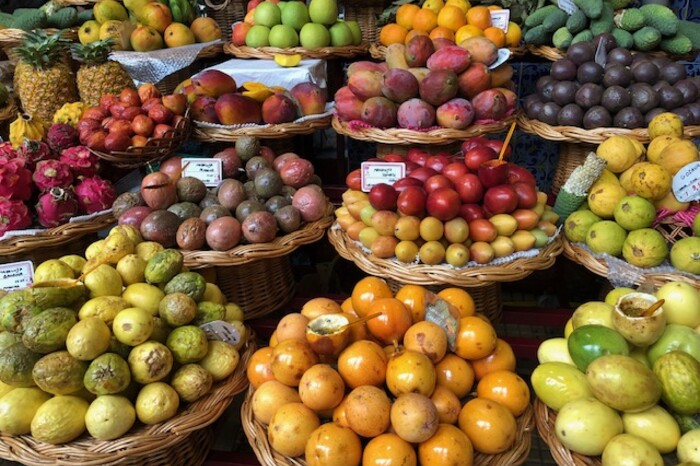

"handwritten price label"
[361,162,406,192]
[181,158,223,187]
[490,9,510,32]
[199,320,241,346]
[0,261,33,291]
[673,161,700,202]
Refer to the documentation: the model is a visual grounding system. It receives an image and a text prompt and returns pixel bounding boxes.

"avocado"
[686,103,700,124]
[644,107,666,125]
[551,59,578,81]
[538,102,562,125]
[631,61,660,84]
[613,107,645,128]
[629,83,660,113]
[566,42,595,65]
[675,79,699,104]
[576,83,604,108]
[577,61,604,84]
[583,105,613,128]
[538,80,556,102]
[602,86,631,113]
[551,81,579,106]
[526,99,545,119]
[603,64,633,88]
[658,85,684,110]
[673,106,695,125]
[606,47,633,66]
[660,62,687,85]
[557,104,585,126]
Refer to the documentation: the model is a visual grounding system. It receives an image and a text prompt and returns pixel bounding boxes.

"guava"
[0,342,42,387]
[613,196,656,231]
[565,210,602,243]
[32,351,88,395]
[128,341,173,384]
[170,364,213,402]
[158,292,197,327]
[586,221,628,256]
[84,353,131,395]
[22,307,78,354]
[166,325,209,364]
[622,228,668,268]
[194,301,225,326]
[670,237,700,275]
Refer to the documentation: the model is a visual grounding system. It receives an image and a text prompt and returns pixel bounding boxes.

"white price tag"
[488,48,512,70]
[558,0,578,14]
[361,162,406,192]
[181,158,223,188]
[0,261,34,291]
[673,161,700,202]
[490,9,510,32]
[199,320,241,346]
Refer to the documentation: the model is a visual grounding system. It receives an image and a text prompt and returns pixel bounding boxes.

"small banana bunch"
[241,82,286,103]
[9,113,46,148]
[53,102,87,127]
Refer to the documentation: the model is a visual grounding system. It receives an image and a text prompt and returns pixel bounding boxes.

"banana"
[384,43,409,70]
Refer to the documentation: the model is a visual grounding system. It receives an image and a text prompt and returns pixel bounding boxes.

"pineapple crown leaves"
[15,30,72,70]
[71,38,116,66]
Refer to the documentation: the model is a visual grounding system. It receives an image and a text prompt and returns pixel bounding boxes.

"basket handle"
[203,0,230,11]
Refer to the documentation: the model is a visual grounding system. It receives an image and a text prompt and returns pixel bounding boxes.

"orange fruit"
[476,370,530,417]
[429,26,455,41]
[412,8,438,33]
[458,397,517,454]
[338,340,388,388]
[364,433,417,466]
[471,338,516,380]
[466,6,491,30]
[454,24,483,44]
[437,288,476,317]
[366,298,413,345]
[434,353,474,398]
[246,346,275,389]
[305,423,363,466]
[505,21,522,47]
[445,0,470,14]
[418,424,473,465]
[437,5,467,32]
[380,23,409,46]
[351,276,393,317]
[405,29,430,44]
[397,3,420,30]
[422,0,445,14]
[454,315,497,360]
[483,26,506,47]
[395,284,431,322]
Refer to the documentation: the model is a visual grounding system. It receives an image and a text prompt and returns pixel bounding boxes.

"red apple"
[393,177,423,192]
[407,148,430,166]
[483,140,512,159]
[442,162,469,183]
[461,137,489,154]
[426,187,460,221]
[346,169,361,190]
[464,146,497,172]
[483,184,519,215]
[404,161,420,174]
[369,183,398,211]
[512,181,538,209]
[458,203,484,222]
[454,173,484,204]
[477,159,509,188]
[383,153,405,162]
[425,154,451,173]
[507,164,537,186]
[408,166,438,183]
[397,186,427,216]
[424,174,454,194]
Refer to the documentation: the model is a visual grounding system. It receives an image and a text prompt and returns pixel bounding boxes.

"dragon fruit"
[46,124,79,154]
[0,142,17,159]
[0,198,32,235]
[59,145,101,178]
[74,176,116,214]
[17,139,55,168]
[0,157,33,201]
[32,159,74,192]
[36,188,79,228]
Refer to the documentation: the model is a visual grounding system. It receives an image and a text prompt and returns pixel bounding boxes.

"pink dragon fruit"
[0,198,32,235]
[32,159,74,192]
[17,139,55,168]
[36,187,79,228]
[0,157,33,201]
[0,142,17,159]
[59,145,101,178]
[74,176,116,214]
[46,124,79,154]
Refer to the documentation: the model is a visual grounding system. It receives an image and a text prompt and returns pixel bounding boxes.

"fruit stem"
[642,299,664,317]
[340,312,382,331]
[499,121,516,161]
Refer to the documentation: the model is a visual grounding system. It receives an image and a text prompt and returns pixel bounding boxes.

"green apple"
[245,25,271,47]
[253,1,282,28]
[268,24,299,48]
[299,23,330,48]
[281,1,310,32]
[308,0,338,26]
[345,20,362,45]
[329,21,353,47]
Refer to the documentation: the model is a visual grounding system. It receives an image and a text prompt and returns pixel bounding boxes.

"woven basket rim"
[526,44,698,62]
[0,212,115,256]
[333,114,516,145]
[193,116,331,141]
[243,385,535,466]
[328,225,563,287]
[223,41,370,59]
[183,206,333,268]
[562,238,700,288]
[0,28,76,46]
[517,112,700,144]
[0,329,256,466]
[369,42,527,60]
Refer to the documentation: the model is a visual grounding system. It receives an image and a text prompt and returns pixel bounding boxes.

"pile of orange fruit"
[379,0,522,49]
[246,277,530,465]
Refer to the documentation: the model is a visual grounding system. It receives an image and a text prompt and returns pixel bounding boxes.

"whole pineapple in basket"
[72,38,135,108]
[14,30,78,124]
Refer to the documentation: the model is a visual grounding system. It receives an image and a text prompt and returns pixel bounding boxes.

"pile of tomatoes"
[245,277,531,465]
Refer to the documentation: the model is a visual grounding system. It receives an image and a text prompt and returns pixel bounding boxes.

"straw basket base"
[224,42,370,60]
[528,44,697,62]
[243,386,534,466]
[328,226,563,287]
[216,256,296,320]
[552,143,594,196]
[193,116,332,142]
[534,399,601,466]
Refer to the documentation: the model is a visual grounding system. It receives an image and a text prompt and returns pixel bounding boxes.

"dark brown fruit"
[241,211,277,243]
[644,107,666,125]
[550,59,577,81]
[577,62,604,84]
[176,217,207,250]
[175,177,207,203]
[538,102,561,125]
[575,83,603,109]
[566,42,595,66]
[675,79,699,105]
[274,205,302,233]
[629,83,659,113]
[217,179,246,211]
[140,210,181,247]
[602,64,632,88]
[583,105,612,129]
[206,216,242,251]
[551,81,578,106]
[613,107,644,129]
[602,86,631,113]
[557,104,584,126]
[631,61,659,85]
[658,85,684,110]
[235,199,265,223]
[606,48,633,66]
[200,205,231,225]
[245,156,270,180]
[112,192,145,218]
[265,195,290,214]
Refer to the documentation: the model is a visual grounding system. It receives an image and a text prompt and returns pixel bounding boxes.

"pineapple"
[72,39,135,108]
[14,30,78,124]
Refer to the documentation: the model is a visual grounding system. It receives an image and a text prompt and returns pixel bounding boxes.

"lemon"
[596,136,639,173]
[135,382,179,425]
[0,388,51,435]
[59,255,87,276]
[85,239,105,261]
[109,225,143,245]
[31,395,89,444]
[202,283,226,305]
[274,53,302,67]
[79,296,130,323]
[84,264,123,298]
[122,283,165,316]
[85,395,136,440]
[135,241,164,261]
[199,340,240,381]
[34,259,75,283]
[116,254,147,286]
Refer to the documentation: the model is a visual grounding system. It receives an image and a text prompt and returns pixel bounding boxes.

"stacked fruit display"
[184,70,327,126]
[523,1,700,55]
[77,0,222,51]
[114,136,330,251]
[335,36,515,130]
[524,40,700,129]
[563,112,700,274]
[0,2,89,31]
[233,0,363,49]
[380,1,522,50]
[0,124,116,234]
[0,228,246,443]
[532,283,700,464]
[247,277,531,465]
[75,83,188,152]
[336,137,559,266]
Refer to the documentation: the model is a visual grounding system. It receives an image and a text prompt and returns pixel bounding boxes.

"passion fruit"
[301,297,343,320]
[305,423,362,466]
[251,380,301,424]
[270,339,319,387]
[306,313,351,357]
[435,353,475,398]
[458,397,517,454]
[403,321,448,364]
[268,403,320,457]
[363,433,417,466]
[417,423,473,465]
[337,340,388,388]
[344,385,392,438]
[298,364,345,412]
[431,385,461,424]
[390,392,439,443]
[366,298,413,346]
[276,313,310,342]
[246,347,275,389]
[386,349,436,397]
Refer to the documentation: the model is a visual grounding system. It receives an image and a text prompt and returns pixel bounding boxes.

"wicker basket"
[654,216,695,245]
[562,238,700,289]
[216,256,296,320]
[370,42,527,60]
[551,142,594,196]
[517,112,700,144]
[527,44,697,62]
[224,42,370,60]
[193,116,332,142]
[328,226,564,287]
[534,399,601,466]
[242,385,534,466]
[203,0,246,36]
[0,330,255,466]
[89,114,190,169]
[345,4,383,45]
[0,28,77,50]
[0,98,18,123]
[333,114,516,145]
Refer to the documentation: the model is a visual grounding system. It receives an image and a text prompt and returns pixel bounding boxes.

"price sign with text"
[181,158,223,187]
[490,9,510,32]
[200,320,241,346]
[0,261,33,291]
[673,161,700,202]
[361,162,406,192]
